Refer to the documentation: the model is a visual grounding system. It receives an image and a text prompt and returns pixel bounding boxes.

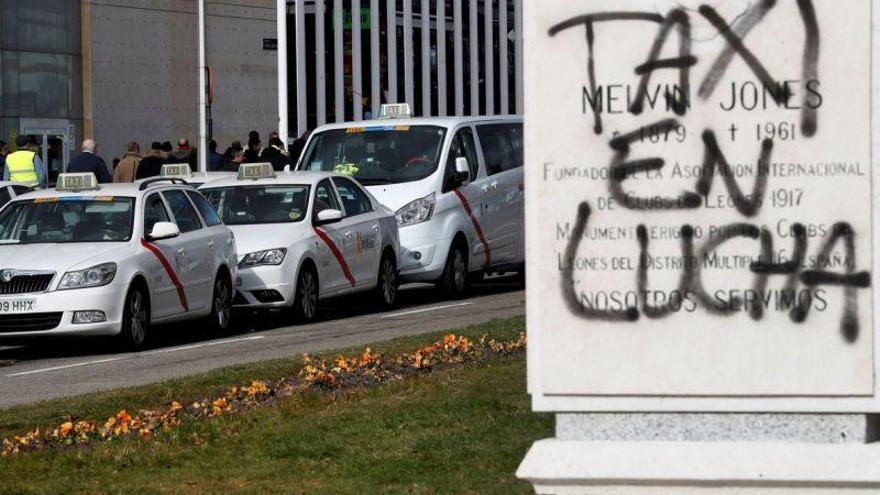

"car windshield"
[202,185,310,225]
[0,197,135,244]
[300,126,447,185]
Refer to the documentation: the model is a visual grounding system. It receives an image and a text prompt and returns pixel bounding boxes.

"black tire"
[374,253,399,308]
[292,265,318,321]
[438,243,469,298]
[206,275,232,332]
[119,283,150,350]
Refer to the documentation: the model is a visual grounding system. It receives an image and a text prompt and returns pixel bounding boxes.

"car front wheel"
[374,254,398,308]
[292,266,318,321]
[438,243,469,298]
[119,284,149,350]
[207,275,232,332]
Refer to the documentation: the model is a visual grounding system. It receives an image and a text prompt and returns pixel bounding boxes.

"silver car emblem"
[0,270,13,283]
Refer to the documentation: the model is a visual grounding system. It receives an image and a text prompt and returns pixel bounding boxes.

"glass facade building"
[0,0,82,176]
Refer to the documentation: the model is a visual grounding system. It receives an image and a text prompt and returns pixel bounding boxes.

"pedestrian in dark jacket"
[67,139,112,183]
[260,138,291,171]
[0,141,8,178]
[209,140,225,171]
[243,137,262,163]
[135,142,166,179]
[167,137,197,170]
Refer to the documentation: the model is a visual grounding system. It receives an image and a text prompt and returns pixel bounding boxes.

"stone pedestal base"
[517,414,880,494]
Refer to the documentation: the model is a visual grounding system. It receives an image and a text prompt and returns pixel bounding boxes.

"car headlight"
[239,248,287,268]
[395,193,435,228]
[58,263,117,290]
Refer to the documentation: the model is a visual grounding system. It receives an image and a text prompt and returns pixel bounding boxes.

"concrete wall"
[87,0,277,161]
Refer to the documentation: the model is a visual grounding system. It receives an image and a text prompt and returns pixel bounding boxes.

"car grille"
[0,274,55,295]
[0,313,64,333]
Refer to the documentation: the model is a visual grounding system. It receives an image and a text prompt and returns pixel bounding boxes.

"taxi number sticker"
[34,196,114,203]
[289,210,302,220]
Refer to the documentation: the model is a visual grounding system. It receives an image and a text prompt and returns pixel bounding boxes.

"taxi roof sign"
[237,163,276,180]
[378,103,412,119]
[161,163,192,177]
[56,173,99,192]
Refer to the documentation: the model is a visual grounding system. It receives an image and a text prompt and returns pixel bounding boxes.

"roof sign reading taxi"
[237,163,276,180]
[161,163,192,178]
[56,173,100,192]
[378,103,412,119]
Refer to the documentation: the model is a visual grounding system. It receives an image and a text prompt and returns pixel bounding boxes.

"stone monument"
[517,0,880,492]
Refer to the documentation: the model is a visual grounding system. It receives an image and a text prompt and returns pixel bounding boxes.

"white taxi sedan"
[0,182,33,210]
[0,174,238,349]
[199,163,400,320]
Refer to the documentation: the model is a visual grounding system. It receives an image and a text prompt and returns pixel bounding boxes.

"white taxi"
[298,106,524,296]
[0,173,238,349]
[198,163,400,320]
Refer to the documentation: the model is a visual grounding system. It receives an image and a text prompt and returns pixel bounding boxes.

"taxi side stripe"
[313,227,356,287]
[140,238,189,312]
[453,189,491,266]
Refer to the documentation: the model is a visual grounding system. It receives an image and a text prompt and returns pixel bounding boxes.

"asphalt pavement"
[0,278,524,409]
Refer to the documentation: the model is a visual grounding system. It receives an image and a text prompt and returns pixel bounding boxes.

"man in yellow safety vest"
[3,135,47,187]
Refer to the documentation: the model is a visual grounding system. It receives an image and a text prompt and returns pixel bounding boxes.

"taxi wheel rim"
[300,271,317,319]
[129,291,147,344]
[452,250,466,292]
[381,259,397,304]
[214,279,231,329]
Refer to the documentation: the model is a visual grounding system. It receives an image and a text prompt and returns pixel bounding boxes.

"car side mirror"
[149,221,181,241]
[454,157,471,185]
[315,209,344,225]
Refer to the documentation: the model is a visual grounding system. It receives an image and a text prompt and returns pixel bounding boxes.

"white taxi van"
[297,105,524,295]
[0,174,238,349]
[198,163,400,320]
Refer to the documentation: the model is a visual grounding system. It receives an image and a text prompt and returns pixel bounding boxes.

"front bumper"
[0,283,126,339]
[233,264,295,309]
[397,222,453,282]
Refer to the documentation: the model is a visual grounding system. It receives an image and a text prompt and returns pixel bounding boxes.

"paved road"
[0,278,524,409]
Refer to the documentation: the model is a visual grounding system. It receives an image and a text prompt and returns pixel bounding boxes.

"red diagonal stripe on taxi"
[314,227,356,287]
[453,189,491,266]
[141,238,189,312]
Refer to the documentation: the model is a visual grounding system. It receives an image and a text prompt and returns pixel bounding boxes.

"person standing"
[67,139,112,183]
[243,136,262,163]
[209,140,225,171]
[113,142,142,183]
[136,142,166,179]
[260,137,291,171]
[0,141,8,178]
[167,137,197,170]
[3,135,47,187]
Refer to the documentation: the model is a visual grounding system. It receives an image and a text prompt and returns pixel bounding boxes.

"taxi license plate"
[0,299,36,313]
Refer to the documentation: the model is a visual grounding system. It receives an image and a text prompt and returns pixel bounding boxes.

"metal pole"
[353,0,363,120]
[277,0,290,143]
[316,0,327,126]
[295,0,307,135]
[197,0,207,172]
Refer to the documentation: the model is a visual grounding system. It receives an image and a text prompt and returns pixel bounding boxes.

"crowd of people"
[0,129,312,187]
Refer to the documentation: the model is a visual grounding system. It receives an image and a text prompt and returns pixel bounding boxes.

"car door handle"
[490,181,499,189]
[481,184,489,192]
[208,240,216,249]
[344,231,352,238]
[177,248,186,256]
[372,224,380,232]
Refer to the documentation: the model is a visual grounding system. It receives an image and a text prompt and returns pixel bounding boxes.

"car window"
[144,193,171,237]
[443,127,479,193]
[313,179,341,220]
[0,197,135,243]
[0,188,10,208]
[162,189,203,233]
[202,186,310,225]
[332,177,373,216]
[186,191,223,227]
[477,123,524,176]
[11,186,31,196]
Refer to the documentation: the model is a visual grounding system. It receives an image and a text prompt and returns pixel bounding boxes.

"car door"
[312,178,354,295]
[332,176,382,288]
[161,189,212,312]
[474,122,524,265]
[443,126,491,270]
[187,189,236,278]
[141,193,187,319]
